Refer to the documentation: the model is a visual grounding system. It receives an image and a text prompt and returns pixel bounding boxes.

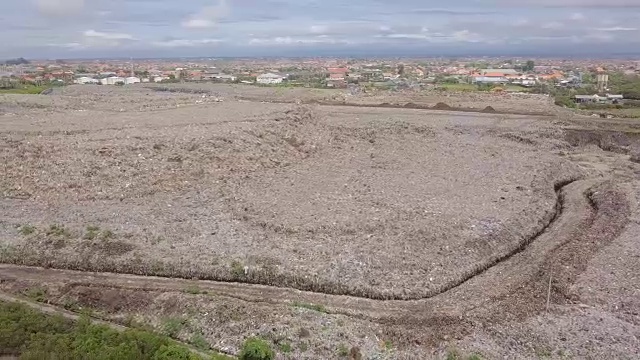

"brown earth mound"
[433,102,451,110]
[482,106,496,113]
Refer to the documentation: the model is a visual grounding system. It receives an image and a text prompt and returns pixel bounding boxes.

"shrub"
[19,225,36,236]
[239,337,274,360]
[152,345,200,360]
[0,301,211,359]
[161,317,187,338]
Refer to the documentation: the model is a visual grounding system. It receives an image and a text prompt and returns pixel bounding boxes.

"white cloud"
[376,29,483,43]
[182,0,230,29]
[595,26,638,31]
[48,42,84,49]
[34,0,84,17]
[152,38,225,47]
[310,25,329,34]
[84,30,136,41]
[248,36,349,45]
[541,21,564,29]
[570,12,586,21]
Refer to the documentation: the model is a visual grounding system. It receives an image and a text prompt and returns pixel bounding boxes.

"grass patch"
[230,260,245,277]
[239,337,274,360]
[184,285,207,295]
[436,83,477,91]
[278,342,292,354]
[383,340,394,351]
[190,333,209,351]
[83,225,100,240]
[0,301,223,359]
[0,85,52,95]
[337,344,349,357]
[19,224,36,236]
[161,317,188,338]
[46,224,71,238]
[292,301,327,313]
[447,349,461,360]
[100,229,115,240]
[24,287,47,302]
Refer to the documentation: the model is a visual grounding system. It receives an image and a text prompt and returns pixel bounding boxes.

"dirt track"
[1,84,640,359]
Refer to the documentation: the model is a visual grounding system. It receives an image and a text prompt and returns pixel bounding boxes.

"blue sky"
[2,0,640,58]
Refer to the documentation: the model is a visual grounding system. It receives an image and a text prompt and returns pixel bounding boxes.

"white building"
[256,73,285,84]
[125,76,141,85]
[101,76,125,85]
[74,76,99,84]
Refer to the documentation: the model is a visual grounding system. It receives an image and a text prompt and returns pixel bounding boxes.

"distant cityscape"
[2,56,640,108]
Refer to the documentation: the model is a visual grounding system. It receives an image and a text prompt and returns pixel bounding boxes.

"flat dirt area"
[1,84,640,359]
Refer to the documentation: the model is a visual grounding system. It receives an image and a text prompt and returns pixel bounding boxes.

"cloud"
[84,30,136,41]
[152,38,226,47]
[182,0,230,29]
[494,0,640,7]
[375,28,483,43]
[34,0,84,17]
[595,26,638,31]
[570,12,586,21]
[248,36,350,45]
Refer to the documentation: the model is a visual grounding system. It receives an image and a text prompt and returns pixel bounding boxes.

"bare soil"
[1,84,639,359]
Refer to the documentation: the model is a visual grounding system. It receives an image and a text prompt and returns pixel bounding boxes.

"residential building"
[125,76,141,85]
[256,73,285,84]
[74,76,99,84]
[574,94,624,104]
[101,76,125,85]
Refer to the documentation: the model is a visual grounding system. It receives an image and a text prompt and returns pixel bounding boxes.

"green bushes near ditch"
[239,337,274,360]
[0,301,229,360]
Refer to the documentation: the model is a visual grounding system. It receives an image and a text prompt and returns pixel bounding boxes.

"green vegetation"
[337,344,349,357]
[46,224,71,238]
[447,349,461,360]
[446,349,485,360]
[24,287,47,302]
[609,72,640,99]
[84,225,100,240]
[230,260,245,277]
[278,342,292,354]
[19,224,36,236]
[0,85,52,94]
[190,333,210,351]
[0,301,229,359]
[383,340,394,351]
[161,317,188,338]
[436,83,477,91]
[239,337,274,360]
[101,229,115,240]
[291,301,327,313]
[185,285,207,295]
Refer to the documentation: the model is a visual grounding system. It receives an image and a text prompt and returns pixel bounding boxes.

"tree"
[523,60,535,72]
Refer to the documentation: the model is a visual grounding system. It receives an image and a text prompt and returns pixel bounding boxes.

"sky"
[2,0,640,58]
